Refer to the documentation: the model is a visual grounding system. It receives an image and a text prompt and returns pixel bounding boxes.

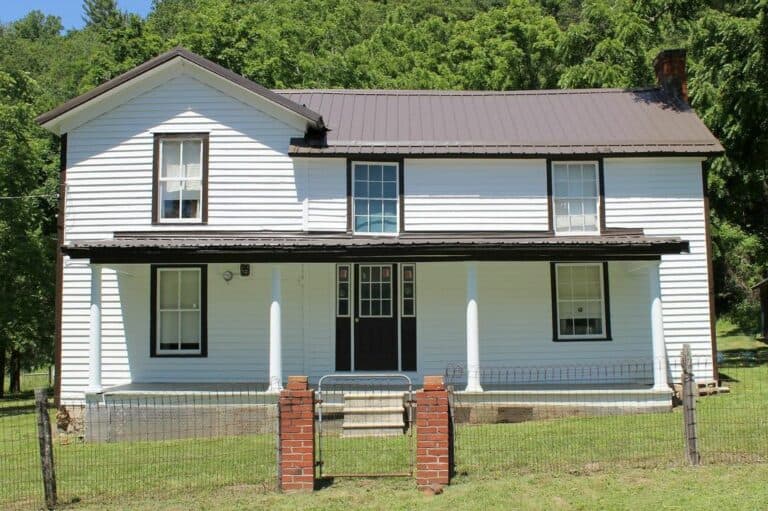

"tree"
[82,0,124,29]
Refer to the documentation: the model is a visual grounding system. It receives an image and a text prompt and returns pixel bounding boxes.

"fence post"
[681,345,700,465]
[34,389,57,509]
[278,376,315,492]
[415,375,452,491]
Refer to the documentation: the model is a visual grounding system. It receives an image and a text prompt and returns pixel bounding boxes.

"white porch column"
[649,261,670,390]
[465,262,483,392]
[267,265,283,393]
[87,264,102,394]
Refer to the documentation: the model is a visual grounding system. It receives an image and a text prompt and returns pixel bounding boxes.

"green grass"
[716,319,766,351]
[1,342,766,510]
[2,368,53,396]
[68,465,768,511]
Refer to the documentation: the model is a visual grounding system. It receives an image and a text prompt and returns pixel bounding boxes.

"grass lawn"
[1,329,766,510]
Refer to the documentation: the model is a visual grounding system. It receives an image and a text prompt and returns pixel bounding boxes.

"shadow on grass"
[718,346,768,370]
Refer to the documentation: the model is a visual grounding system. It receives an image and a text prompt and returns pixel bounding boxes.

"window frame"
[548,159,603,235]
[152,133,209,225]
[150,264,208,357]
[349,160,402,236]
[550,261,612,342]
[401,264,416,318]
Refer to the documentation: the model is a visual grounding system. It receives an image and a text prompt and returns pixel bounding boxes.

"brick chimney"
[653,49,688,103]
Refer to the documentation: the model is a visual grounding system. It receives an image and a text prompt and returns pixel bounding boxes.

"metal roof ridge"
[275,87,662,96]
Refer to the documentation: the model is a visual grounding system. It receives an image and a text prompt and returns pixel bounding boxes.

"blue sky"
[0,1,154,30]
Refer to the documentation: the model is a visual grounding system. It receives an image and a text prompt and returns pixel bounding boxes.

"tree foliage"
[0,0,766,378]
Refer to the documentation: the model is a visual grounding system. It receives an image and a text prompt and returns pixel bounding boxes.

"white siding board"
[403,159,548,231]
[604,158,713,374]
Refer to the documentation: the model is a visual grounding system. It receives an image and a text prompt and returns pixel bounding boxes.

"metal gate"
[316,374,414,478]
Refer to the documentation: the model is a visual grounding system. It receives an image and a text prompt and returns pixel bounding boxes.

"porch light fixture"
[222,270,234,282]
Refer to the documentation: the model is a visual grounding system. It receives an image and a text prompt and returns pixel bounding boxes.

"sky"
[0,0,154,30]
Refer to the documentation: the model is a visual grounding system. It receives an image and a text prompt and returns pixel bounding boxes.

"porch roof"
[63,230,688,263]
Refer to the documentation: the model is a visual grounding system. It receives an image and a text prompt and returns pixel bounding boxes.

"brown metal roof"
[36,48,325,129]
[279,88,723,156]
[63,231,689,263]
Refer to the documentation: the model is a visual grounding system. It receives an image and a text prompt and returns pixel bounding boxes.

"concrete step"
[341,391,407,437]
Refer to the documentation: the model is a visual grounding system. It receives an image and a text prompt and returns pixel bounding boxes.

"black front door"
[354,264,398,370]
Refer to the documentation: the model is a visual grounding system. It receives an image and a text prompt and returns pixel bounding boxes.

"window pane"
[383,182,397,198]
[355,215,369,232]
[354,199,368,216]
[182,140,202,178]
[370,200,382,215]
[403,282,414,298]
[361,300,370,316]
[181,180,201,219]
[403,300,414,316]
[159,271,179,308]
[369,215,383,232]
[180,310,200,343]
[180,271,200,309]
[382,301,391,316]
[161,181,180,219]
[161,141,181,178]
[338,282,348,299]
[383,200,397,215]
[159,311,179,344]
[361,283,370,299]
[338,300,348,316]
[369,165,382,181]
[383,165,396,181]
[369,181,382,198]
[354,180,368,197]
[354,164,367,181]
[381,283,391,299]
[371,300,381,315]
[383,216,397,232]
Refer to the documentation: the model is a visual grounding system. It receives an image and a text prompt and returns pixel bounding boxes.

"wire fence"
[446,353,767,476]
[1,385,278,510]
[315,374,414,478]
[1,351,767,509]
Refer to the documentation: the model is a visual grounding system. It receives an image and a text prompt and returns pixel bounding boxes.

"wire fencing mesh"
[0,396,44,510]
[1,385,279,509]
[316,374,414,478]
[445,354,767,476]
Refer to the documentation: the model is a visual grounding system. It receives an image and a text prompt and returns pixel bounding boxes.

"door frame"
[338,262,410,372]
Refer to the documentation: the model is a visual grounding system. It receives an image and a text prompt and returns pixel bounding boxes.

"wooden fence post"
[35,389,57,509]
[681,345,700,465]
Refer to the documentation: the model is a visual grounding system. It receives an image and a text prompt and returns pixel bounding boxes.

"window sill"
[553,337,612,342]
[151,353,206,358]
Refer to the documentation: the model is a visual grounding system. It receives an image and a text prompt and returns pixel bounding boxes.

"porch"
[62,231,693,408]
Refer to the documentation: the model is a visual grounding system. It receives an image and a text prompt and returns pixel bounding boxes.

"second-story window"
[552,161,599,234]
[353,162,399,234]
[154,134,208,223]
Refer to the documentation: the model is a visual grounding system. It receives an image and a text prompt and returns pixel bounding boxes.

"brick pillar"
[415,375,452,490]
[279,375,315,492]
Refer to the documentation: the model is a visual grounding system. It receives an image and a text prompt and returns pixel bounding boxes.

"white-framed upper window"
[155,267,205,355]
[156,135,206,223]
[553,262,608,340]
[352,162,399,234]
[552,161,599,234]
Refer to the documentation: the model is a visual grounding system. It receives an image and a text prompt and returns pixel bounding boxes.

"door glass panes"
[359,265,393,317]
[353,163,398,233]
[402,264,416,317]
[160,139,203,221]
[553,162,599,233]
[336,265,350,317]
[157,268,201,352]
[556,264,604,338]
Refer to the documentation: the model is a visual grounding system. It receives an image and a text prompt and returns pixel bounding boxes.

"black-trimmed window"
[551,262,611,341]
[336,264,351,317]
[352,161,399,234]
[151,265,208,356]
[552,161,600,233]
[153,133,209,224]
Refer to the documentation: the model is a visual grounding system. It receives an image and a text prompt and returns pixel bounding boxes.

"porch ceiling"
[63,230,688,263]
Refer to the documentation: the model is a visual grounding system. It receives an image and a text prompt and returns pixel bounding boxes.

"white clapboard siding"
[604,158,713,375]
[65,74,345,240]
[403,159,548,231]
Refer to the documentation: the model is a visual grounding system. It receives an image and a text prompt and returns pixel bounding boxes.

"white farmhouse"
[38,48,722,414]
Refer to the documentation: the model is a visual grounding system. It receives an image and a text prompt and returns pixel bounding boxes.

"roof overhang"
[36,47,325,135]
[63,231,689,264]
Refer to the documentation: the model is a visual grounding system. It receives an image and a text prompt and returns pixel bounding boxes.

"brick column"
[279,375,315,492]
[415,375,452,490]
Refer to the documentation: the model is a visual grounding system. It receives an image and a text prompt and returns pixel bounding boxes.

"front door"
[354,264,398,370]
